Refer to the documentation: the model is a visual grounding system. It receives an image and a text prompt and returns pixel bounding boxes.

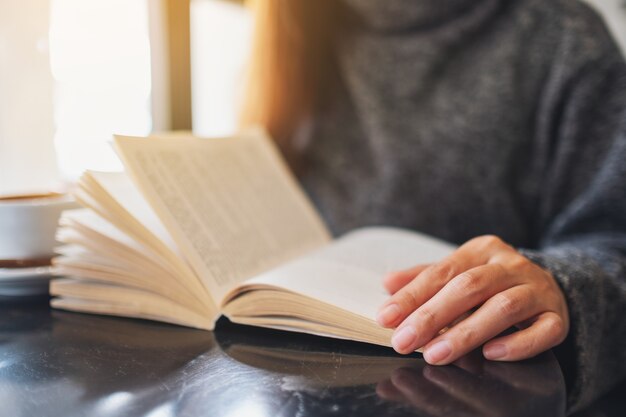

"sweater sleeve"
[519,6,626,412]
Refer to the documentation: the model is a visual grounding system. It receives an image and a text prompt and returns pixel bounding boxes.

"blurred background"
[0,0,624,195]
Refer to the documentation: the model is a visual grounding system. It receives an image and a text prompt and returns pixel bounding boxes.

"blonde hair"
[240,0,339,153]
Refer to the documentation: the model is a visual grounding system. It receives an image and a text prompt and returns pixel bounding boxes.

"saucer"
[0,266,53,296]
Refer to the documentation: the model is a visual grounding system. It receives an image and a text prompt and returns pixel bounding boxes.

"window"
[0,0,58,194]
[0,0,154,194]
[50,0,153,179]
[191,0,252,137]
[0,0,254,195]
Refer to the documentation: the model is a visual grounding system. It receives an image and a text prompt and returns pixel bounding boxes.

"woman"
[242,0,626,411]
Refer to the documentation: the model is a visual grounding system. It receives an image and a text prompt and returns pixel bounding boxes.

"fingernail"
[484,344,507,360]
[392,326,417,352]
[377,303,401,326]
[424,341,452,364]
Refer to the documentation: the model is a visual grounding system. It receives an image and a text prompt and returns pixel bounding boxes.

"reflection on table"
[0,301,566,417]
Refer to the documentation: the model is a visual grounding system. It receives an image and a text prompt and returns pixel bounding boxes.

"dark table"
[0,297,623,417]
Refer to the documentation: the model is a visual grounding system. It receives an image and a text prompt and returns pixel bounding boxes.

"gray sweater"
[296,0,626,412]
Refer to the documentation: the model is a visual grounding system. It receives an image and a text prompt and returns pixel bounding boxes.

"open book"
[52,129,455,349]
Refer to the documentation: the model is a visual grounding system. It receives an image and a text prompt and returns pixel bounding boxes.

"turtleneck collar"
[339,0,488,32]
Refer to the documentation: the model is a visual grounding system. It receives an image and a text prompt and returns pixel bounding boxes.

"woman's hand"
[377,235,569,364]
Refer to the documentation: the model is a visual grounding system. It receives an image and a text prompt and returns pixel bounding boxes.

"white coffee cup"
[0,192,77,264]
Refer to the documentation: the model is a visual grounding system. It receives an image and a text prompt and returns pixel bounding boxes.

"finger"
[422,285,540,365]
[457,234,513,261]
[383,264,430,294]
[377,235,511,329]
[377,254,483,328]
[390,264,514,354]
[483,312,567,361]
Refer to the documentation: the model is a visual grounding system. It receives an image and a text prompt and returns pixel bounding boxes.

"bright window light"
[49,0,152,180]
[191,0,253,137]
[0,0,58,195]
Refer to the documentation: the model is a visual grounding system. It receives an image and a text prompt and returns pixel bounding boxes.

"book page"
[86,171,179,253]
[113,129,331,302]
[238,227,455,320]
[56,210,204,305]
[72,171,219,319]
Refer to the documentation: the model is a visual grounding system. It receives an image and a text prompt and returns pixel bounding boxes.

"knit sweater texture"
[296,0,626,412]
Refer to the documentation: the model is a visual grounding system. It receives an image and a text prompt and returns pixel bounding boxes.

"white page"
[87,171,179,253]
[114,129,331,302]
[58,209,178,279]
[243,227,456,320]
[60,208,147,255]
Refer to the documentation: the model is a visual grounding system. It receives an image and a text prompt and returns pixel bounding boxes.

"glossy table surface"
[0,297,620,417]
